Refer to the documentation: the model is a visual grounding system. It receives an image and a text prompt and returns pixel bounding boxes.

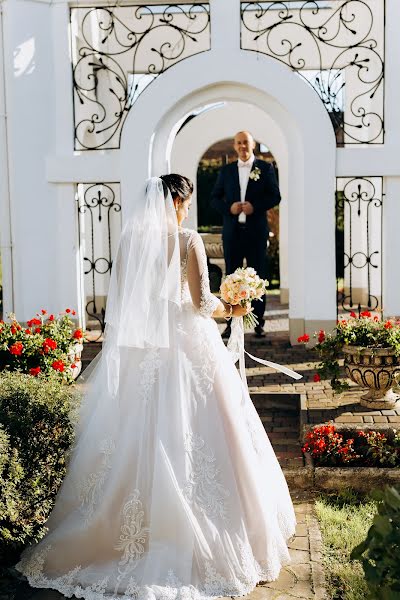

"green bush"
[0,371,79,566]
[351,486,400,599]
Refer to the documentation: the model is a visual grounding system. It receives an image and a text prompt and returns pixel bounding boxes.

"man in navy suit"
[211,131,281,338]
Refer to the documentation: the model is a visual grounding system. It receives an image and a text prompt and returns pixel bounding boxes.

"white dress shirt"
[237,154,255,223]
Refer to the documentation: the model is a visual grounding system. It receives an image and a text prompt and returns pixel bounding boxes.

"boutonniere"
[249,166,261,181]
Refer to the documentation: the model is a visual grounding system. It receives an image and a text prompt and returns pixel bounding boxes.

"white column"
[0,0,14,315]
[210,0,240,51]
[3,0,67,320]
[51,2,82,321]
[383,177,400,317]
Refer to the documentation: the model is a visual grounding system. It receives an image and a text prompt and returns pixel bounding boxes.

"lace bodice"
[179,228,222,318]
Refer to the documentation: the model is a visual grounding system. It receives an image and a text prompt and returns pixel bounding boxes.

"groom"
[211,131,281,338]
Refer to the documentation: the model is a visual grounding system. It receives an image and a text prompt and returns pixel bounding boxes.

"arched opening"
[121,51,337,342]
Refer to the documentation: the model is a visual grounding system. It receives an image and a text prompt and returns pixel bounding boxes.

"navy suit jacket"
[211,159,281,240]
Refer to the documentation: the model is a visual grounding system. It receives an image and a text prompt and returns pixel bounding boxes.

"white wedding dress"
[17,226,296,600]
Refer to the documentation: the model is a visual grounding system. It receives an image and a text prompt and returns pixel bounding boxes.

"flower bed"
[0,309,84,383]
[302,424,400,467]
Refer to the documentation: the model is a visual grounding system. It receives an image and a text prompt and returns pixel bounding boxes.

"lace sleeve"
[186,231,223,317]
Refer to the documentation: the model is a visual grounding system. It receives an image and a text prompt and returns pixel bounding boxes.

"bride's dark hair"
[160,174,193,201]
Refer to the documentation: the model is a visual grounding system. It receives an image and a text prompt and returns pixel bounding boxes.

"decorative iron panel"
[70,4,210,150]
[241,1,385,145]
[76,183,121,339]
[336,177,383,316]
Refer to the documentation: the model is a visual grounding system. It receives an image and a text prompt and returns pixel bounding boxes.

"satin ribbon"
[227,317,303,388]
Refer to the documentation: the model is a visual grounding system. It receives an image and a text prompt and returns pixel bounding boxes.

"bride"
[17,175,296,600]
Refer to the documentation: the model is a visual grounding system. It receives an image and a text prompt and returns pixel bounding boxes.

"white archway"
[120,50,336,342]
[170,101,289,302]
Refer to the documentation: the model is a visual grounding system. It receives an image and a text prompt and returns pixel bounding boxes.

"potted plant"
[0,309,84,383]
[299,311,400,408]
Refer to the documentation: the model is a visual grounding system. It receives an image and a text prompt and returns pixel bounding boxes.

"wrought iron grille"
[70,4,210,151]
[336,177,383,316]
[76,183,121,339]
[241,1,385,145]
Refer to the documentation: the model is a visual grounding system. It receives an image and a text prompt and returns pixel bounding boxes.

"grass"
[315,489,377,600]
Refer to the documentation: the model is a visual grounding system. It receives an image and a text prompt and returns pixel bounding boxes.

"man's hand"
[230,202,243,216]
[242,201,254,215]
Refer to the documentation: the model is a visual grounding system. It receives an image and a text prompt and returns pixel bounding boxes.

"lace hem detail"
[18,539,292,600]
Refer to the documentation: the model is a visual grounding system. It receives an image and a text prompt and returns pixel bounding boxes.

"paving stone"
[294,523,308,537]
[288,536,310,551]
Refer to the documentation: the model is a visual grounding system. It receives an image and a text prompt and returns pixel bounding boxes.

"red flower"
[71,363,77,369]
[42,338,57,353]
[73,329,83,340]
[9,342,23,355]
[360,311,372,318]
[384,321,393,329]
[72,310,76,316]
[10,326,17,335]
[317,330,325,343]
[41,309,47,315]
[297,334,310,343]
[350,311,357,318]
[48,314,55,322]
[25,328,32,335]
[313,373,321,382]
[29,366,41,377]
[52,359,65,372]
[374,316,379,322]
[35,327,41,334]
[66,308,71,314]
[27,318,41,327]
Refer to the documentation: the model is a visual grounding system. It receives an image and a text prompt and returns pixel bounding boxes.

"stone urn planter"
[343,345,400,409]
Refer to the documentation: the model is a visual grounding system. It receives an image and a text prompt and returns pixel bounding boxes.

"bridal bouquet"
[220,267,268,329]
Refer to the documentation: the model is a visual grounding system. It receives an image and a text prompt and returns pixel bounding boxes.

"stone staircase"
[251,392,304,469]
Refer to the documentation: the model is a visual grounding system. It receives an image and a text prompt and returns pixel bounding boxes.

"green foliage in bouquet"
[298,312,400,393]
[0,371,79,565]
[0,309,84,383]
[351,486,400,600]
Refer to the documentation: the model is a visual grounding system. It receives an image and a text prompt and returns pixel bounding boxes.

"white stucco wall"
[1,0,400,341]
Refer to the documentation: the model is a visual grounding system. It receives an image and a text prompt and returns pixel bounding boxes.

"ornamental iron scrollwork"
[70,4,210,150]
[77,183,121,339]
[336,177,383,316]
[241,1,384,145]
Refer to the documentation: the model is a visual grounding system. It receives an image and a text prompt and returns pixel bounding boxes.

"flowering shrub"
[298,313,400,392]
[303,424,400,467]
[351,485,400,599]
[0,371,78,564]
[0,309,84,383]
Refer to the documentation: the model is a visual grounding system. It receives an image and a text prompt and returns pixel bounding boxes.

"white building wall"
[0,0,399,340]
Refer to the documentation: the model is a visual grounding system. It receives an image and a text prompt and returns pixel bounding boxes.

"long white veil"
[78,177,181,421]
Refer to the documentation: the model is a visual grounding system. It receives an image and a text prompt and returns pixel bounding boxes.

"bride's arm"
[186,232,228,318]
[186,232,251,319]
